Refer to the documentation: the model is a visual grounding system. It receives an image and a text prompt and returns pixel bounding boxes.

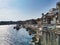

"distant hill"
[0,18,41,25]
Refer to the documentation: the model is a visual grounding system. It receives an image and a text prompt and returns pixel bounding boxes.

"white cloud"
[0,8,22,21]
[0,0,9,6]
[0,0,23,21]
[0,0,45,21]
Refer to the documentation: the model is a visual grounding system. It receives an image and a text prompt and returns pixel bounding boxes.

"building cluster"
[41,2,60,45]
[13,2,60,45]
[29,2,60,45]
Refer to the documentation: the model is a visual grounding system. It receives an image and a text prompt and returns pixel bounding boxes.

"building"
[41,2,60,45]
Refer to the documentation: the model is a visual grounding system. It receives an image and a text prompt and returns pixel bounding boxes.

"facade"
[41,2,60,45]
[24,2,60,45]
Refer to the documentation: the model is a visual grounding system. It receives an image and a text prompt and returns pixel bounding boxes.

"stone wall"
[41,30,60,45]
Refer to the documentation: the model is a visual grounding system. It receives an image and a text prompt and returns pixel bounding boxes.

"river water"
[0,25,32,45]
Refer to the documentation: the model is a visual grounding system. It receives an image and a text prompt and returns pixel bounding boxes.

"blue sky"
[0,0,60,21]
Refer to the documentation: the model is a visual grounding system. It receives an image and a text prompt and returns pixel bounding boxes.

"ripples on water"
[0,25,32,45]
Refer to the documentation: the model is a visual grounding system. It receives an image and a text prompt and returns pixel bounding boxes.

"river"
[0,25,32,45]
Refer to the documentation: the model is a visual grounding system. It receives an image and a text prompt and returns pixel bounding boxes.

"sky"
[0,0,60,21]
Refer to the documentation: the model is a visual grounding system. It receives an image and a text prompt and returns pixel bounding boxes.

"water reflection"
[0,25,32,45]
